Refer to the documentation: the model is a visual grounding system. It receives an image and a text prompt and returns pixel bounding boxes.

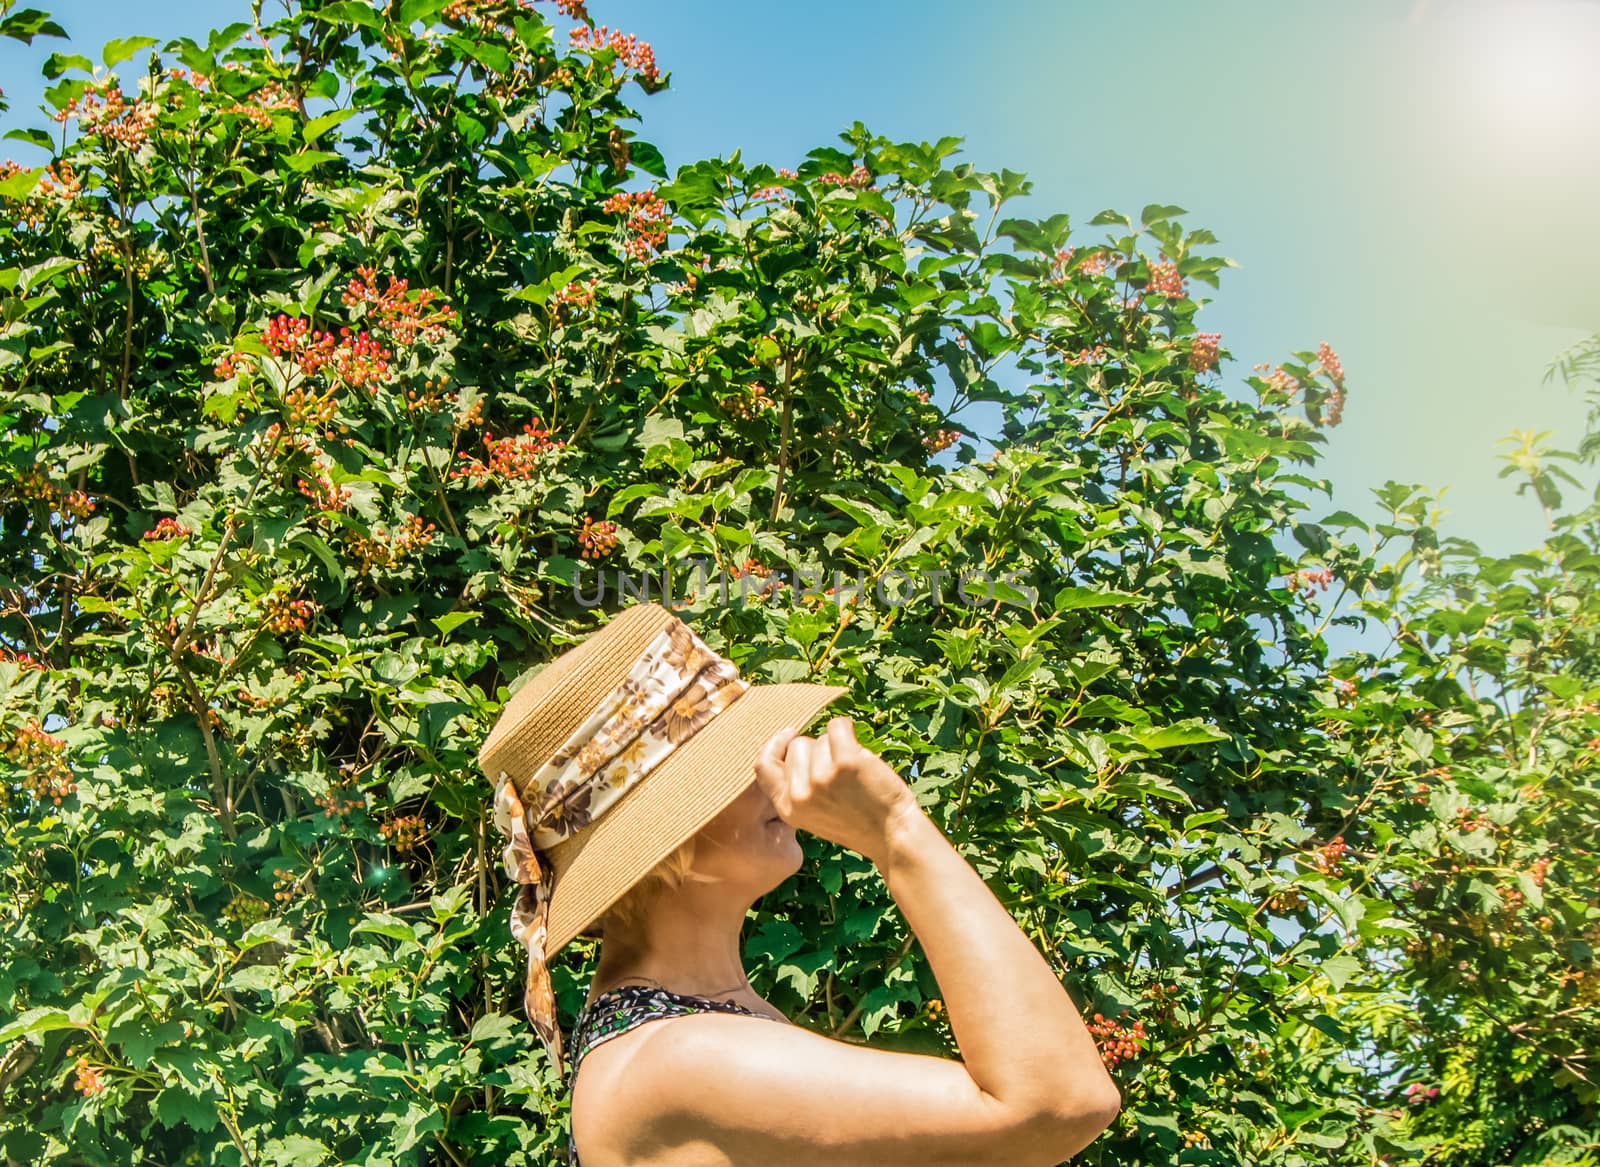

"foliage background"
[0,0,1595,1164]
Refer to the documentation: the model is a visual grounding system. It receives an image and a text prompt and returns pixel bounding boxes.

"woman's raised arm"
[589,716,1119,1166]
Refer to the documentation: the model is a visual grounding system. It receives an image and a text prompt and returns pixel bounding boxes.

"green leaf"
[1135,721,1228,751]
[102,36,158,68]
[0,1006,77,1043]
[302,107,356,144]
[1052,586,1148,611]
[0,166,44,200]
[0,8,67,44]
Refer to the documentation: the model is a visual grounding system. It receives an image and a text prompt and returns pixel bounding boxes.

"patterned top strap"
[565,983,782,1167]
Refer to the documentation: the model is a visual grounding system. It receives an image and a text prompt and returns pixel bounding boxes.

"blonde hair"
[580,834,698,940]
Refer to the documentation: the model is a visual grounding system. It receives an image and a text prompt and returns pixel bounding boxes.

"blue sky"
[4,0,1598,557]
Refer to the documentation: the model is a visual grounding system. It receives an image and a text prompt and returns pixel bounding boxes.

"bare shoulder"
[571,1008,1104,1167]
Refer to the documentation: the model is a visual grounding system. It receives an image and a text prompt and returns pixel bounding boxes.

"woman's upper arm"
[595,1013,1116,1167]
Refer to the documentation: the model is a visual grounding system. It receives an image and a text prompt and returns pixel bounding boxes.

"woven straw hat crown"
[477,600,847,958]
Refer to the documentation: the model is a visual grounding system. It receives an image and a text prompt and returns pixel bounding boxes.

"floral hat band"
[489,615,750,1079]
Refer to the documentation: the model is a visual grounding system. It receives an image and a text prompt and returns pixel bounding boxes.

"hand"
[754,716,920,865]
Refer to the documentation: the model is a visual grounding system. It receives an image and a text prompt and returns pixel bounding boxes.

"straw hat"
[478,598,848,967]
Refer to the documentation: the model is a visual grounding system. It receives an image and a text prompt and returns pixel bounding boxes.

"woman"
[481,602,1120,1167]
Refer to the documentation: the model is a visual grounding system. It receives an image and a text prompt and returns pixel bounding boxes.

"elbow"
[1026,1094,1121,1163]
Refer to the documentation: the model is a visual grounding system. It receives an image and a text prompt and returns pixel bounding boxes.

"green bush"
[0,0,1594,1162]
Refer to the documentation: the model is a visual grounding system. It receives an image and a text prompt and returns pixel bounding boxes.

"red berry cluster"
[380,813,428,854]
[0,646,48,672]
[271,866,303,904]
[1087,1012,1146,1068]
[54,80,157,149]
[723,382,776,419]
[1140,982,1180,1026]
[923,428,961,455]
[347,515,437,576]
[263,591,318,635]
[451,419,566,484]
[1266,886,1309,913]
[729,558,779,601]
[314,777,364,820]
[1188,332,1221,374]
[600,189,672,260]
[578,516,619,558]
[1313,835,1348,876]
[342,267,456,346]
[1064,344,1108,367]
[1530,856,1551,886]
[750,184,790,203]
[1144,256,1185,298]
[551,276,599,317]
[143,516,194,541]
[1454,805,1492,833]
[1286,566,1333,593]
[4,720,77,807]
[568,25,660,82]
[73,1055,106,1096]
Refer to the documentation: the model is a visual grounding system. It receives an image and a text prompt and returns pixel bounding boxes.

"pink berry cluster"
[923,428,961,454]
[750,184,790,203]
[53,80,158,149]
[380,813,428,854]
[165,67,210,90]
[3,720,77,807]
[1087,1012,1147,1069]
[263,591,318,635]
[215,80,298,129]
[1144,256,1185,298]
[1454,805,1492,833]
[1188,332,1221,374]
[143,516,194,541]
[1530,856,1551,886]
[568,25,659,83]
[600,189,672,260]
[0,159,81,231]
[818,164,876,190]
[1403,1082,1441,1105]
[1286,566,1333,593]
[296,463,353,514]
[1252,361,1301,401]
[1313,835,1348,876]
[1047,246,1113,282]
[1064,344,1108,367]
[73,1055,106,1096]
[578,515,619,558]
[451,419,566,484]
[1316,341,1346,425]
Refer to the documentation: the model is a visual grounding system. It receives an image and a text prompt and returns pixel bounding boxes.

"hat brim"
[541,680,850,956]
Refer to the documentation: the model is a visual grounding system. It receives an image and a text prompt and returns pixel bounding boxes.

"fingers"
[825,716,859,762]
[754,727,800,800]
